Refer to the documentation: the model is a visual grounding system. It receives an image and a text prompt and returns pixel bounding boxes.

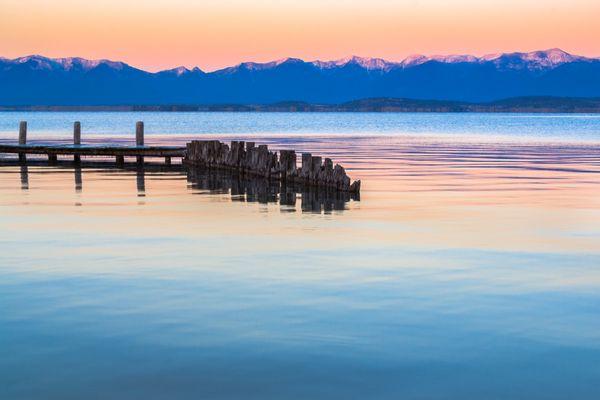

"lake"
[1,112,599,399]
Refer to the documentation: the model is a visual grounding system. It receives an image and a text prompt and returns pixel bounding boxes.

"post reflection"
[187,168,358,213]
[74,165,82,193]
[136,166,145,196]
[20,164,29,190]
[7,164,358,213]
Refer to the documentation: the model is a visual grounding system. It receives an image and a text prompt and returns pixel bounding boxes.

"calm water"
[1,113,600,399]
[2,111,600,142]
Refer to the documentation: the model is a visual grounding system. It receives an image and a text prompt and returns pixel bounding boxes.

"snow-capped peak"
[6,55,126,71]
[165,66,191,75]
[401,54,478,67]
[483,48,577,62]
[160,66,206,75]
[398,49,590,70]
[11,55,56,70]
[400,54,429,67]
[481,48,588,70]
[313,56,397,71]
[432,54,479,63]
[220,57,303,73]
[402,54,477,67]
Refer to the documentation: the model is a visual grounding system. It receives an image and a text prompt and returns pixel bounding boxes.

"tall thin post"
[18,121,27,162]
[136,121,144,164]
[74,121,81,163]
[74,121,81,145]
[19,121,27,144]
[136,121,144,146]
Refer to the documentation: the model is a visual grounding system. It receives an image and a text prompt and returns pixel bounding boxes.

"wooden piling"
[18,121,27,162]
[19,121,27,145]
[136,121,144,146]
[48,154,58,164]
[116,155,125,166]
[136,121,144,164]
[165,156,172,165]
[74,121,81,145]
[74,121,81,163]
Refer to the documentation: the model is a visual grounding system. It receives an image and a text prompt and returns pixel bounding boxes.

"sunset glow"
[1,0,599,71]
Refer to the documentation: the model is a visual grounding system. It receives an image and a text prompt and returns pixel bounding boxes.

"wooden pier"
[0,121,186,165]
[0,121,360,193]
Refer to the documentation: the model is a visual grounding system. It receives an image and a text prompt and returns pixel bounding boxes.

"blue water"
[1,112,600,142]
[1,112,600,399]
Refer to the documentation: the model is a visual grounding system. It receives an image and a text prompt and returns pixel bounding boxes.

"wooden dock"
[0,143,186,159]
[0,121,185,165]
[0,120,360,193]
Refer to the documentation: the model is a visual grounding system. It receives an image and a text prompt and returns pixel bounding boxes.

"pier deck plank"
[0,144,187,158]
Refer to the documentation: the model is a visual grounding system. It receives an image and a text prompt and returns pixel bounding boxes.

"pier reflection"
[187,168,358,213]
[6,163,358,213]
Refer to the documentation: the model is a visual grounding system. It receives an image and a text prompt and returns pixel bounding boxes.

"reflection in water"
[17,163,83,193]
[187,167,358,213]
[136,166,145,196]
[19,164,28,190]
[1,131,599,400]
[74,165,82,193]
[8,162,359,213]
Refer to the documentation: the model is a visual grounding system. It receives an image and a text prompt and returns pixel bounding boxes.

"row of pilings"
[184,140,360,193]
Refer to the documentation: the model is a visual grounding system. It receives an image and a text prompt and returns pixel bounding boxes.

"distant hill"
[1,49,600,106]
[3,97,600,113]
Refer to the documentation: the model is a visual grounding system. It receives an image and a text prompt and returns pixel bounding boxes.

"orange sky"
[1,0,599,71]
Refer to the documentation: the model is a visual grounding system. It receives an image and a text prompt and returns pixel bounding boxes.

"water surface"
[2,111,600,142]
[1,113,599,399]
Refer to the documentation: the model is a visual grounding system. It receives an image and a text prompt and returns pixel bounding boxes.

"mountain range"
[1,49,599,106]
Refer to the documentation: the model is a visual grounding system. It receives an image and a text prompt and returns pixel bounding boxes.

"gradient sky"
[1,0,599,71]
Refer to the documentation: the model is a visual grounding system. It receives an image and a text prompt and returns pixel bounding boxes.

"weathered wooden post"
[116,155,125,166]
[19,121,27,144]
[74,121,81,144]
[48,153,58,164]
[301,153,312,179]
[136,121,144,146]
[165,156,171,165]
[18,121,27,162]
[136,121,144,164]
[73,121,81,163]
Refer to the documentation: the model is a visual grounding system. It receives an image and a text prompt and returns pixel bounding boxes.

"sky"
[1,0,599,72]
